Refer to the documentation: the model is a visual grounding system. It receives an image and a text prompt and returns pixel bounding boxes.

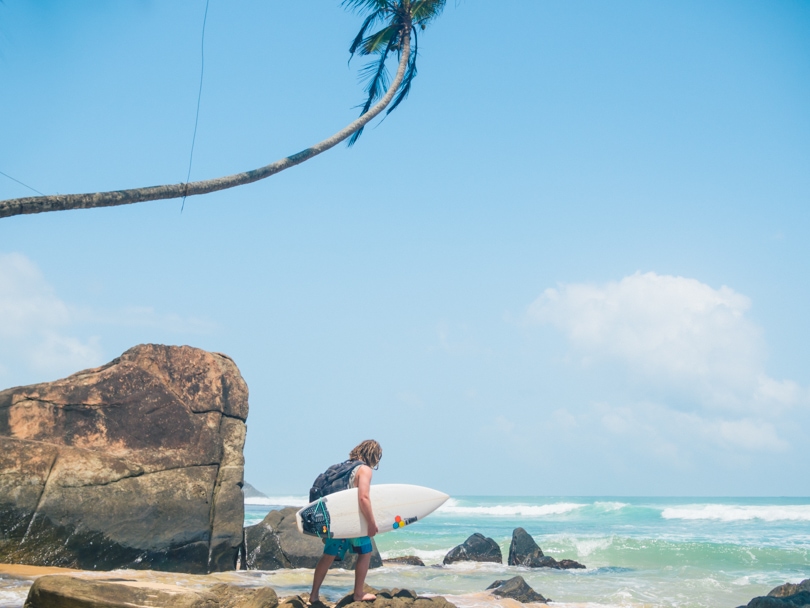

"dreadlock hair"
[350,439,382,469]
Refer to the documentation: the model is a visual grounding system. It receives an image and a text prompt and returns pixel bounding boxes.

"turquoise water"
[2,497,807,608]
[245,496,810,607]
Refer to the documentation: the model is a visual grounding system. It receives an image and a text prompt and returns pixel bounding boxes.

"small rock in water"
[443,533,502,564]
[507,527,585,569]
[487,576,550,604]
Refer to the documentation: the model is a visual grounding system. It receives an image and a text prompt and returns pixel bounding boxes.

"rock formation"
[486,576,549,604]
[244,507,382,570]
[0,344,248,574]
[769,581,810,599]
[24,575,279,608]
[737,579,810,608]
[442,533,502,565]
[507,528,585,569]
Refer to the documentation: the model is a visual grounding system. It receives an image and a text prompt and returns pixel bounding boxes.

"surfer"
[309,439,382,604]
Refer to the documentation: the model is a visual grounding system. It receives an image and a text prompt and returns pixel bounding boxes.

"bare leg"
[310,553,336,603]
[353,552,376,601]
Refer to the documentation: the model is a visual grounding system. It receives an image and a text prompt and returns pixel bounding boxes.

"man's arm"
[356,465,378,537]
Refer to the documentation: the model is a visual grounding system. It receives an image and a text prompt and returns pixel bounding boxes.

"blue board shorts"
[323,536,373,560]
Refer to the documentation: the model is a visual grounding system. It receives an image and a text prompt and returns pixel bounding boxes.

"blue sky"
[1,1,809,496]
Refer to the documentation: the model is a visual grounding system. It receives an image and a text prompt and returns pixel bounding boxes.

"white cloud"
[590,401,788,457]
[0,252,103,379]
[529,271,802,413]
[0,252,216,386]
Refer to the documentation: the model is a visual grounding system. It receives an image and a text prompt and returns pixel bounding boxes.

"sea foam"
[244,495,308,506]
[661,504,810,522]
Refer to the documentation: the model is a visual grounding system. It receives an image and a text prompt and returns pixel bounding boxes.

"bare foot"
[353,593,376,602]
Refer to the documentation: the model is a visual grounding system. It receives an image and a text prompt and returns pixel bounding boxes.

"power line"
[0,169,44,196]
[182,0,210,213]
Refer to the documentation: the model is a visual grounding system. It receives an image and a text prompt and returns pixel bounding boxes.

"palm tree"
[0,0,446,220]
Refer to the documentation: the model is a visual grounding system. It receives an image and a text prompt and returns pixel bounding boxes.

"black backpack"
[309,460,364,503]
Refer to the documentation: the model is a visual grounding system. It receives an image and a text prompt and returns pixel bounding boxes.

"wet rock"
[244,507,382,570]
[23,574,219,608]
[278,596,311,608]
[487,576,549,603]
[507,528,585,569]
[0,345,248,574]
[336,586,455,608]
[383,556,426,566]
[443,533,502,565]
[507,528,546,567]
[739,591,810,607]
[737,580,810,608]
[209,583,278,608]
[770,581,810,599]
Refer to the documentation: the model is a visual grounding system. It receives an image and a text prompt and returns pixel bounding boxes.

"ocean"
[245,496,810,608]
[2,496,808,608]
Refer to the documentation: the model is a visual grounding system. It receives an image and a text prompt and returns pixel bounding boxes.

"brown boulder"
[0,344,248,573]
[209,583,279,608]
[770,581,810,599]
[23,574,219,608]
[23,575,279,608]
[244,507,382,570]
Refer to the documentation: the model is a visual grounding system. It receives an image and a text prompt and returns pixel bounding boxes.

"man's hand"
[356,465,377,537]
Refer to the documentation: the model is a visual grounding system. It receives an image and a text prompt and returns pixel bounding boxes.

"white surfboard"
[296,484,449,539]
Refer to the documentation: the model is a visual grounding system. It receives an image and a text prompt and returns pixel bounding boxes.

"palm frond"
[342,0,392,14]
[386,28,418,115]
[349,10,385,59]
[349,36,397,146]
[360,24,399,56]
[410,0,447,24]
[343,0,448,146]
[359,54,391,102]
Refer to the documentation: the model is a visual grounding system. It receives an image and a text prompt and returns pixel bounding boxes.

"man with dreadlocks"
[309,439,383,604]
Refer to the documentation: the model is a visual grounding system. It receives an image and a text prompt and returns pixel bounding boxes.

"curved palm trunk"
[0,30,411,220]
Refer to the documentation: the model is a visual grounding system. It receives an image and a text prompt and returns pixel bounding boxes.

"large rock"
[737,581,810,608]
[486,576,549,604]
[443,533,502,565]
[771,581,810,599]
[24,574,219,608]
[244,507,383,570]
[23,575,278,608]
[507,528,585,569]
[0,344,248,573]
[739,592,810,608]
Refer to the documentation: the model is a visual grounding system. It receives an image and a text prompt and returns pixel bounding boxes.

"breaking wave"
[244,495,308,507]
[661,504,810,522]
[438,500,586,517]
